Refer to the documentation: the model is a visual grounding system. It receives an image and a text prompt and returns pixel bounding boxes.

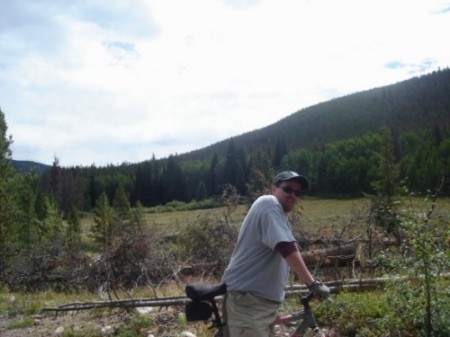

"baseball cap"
[273,171,310,190]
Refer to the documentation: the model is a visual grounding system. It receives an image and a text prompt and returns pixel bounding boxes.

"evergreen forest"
[9,69,450,214]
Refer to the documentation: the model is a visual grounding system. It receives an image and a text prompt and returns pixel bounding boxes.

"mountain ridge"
[11,159,51,174]
[12,68,450,168]
[179,68,450,161]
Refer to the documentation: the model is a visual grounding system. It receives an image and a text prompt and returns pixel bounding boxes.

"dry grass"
[80,197,449,239]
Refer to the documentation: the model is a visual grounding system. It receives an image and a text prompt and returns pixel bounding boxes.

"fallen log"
[42,273,450,313]
[40,277,384,313]
[177,240,397,278]
[301,242,359,267]
[42,296,189,313]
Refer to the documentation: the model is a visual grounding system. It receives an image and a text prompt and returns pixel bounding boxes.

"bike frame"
[274,292,324,337]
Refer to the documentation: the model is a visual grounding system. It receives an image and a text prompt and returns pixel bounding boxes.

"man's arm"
[276,242,330,299]
[275,241,314,286]
[284,250,315,286]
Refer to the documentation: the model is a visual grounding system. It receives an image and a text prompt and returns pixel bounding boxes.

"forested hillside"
[32,69,450,212]
[6,68,450,215]
[181,68,450,161]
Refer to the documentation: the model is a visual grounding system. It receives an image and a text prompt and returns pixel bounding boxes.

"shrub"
[378,192,449,337]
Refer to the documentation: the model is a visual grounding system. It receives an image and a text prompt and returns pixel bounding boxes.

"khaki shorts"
[223,291,280,337]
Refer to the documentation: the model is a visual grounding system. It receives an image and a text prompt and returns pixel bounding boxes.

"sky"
[1,0,449,167]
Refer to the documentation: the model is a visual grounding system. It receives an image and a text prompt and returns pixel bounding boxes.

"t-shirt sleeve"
[275,241,299,257]
[260,204,296,249]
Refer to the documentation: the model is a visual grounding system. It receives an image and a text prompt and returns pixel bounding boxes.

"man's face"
[272,180,302,212]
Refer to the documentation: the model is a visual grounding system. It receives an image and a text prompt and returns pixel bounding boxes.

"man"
[222,171,330,337]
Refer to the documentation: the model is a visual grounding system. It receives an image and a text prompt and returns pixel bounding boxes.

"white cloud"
[1,0,449,166]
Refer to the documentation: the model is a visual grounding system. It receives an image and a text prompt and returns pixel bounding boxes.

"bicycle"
[185,283,327,337]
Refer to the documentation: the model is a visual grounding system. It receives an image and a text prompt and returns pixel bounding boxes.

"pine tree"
[49,156,63,208]
[224,138,247,194]
[375,127,399,203]
[40,197,64,242]
[129,201,146,233]
[196,181,208,200]
[208,153,219,196]
[15,172,40,258]
[246,149,273,199]
[92,192,116,250]
[65,206,82,247]
[272,136,288,169]
[113,185,131,235]
[162,155,186,202]
[113,185,131,220]
[0,107,17,281]
[370,127,401,242]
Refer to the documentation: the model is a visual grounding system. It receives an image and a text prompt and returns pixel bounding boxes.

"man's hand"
[308,279,330,299]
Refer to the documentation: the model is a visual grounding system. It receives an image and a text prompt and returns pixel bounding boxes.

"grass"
[5,316,34,329]
[0,289,91,317]
[315,291,391,337]
[3,197,449,336]
[80,197,450,239]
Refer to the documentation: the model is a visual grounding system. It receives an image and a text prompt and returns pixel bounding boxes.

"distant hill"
[11,160,51,175]
[180,68,450,161]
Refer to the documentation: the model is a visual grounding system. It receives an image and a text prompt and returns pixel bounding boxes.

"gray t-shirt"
[222,195,296,302]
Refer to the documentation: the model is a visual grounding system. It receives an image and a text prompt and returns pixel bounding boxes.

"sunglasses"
[280,186,301,197]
